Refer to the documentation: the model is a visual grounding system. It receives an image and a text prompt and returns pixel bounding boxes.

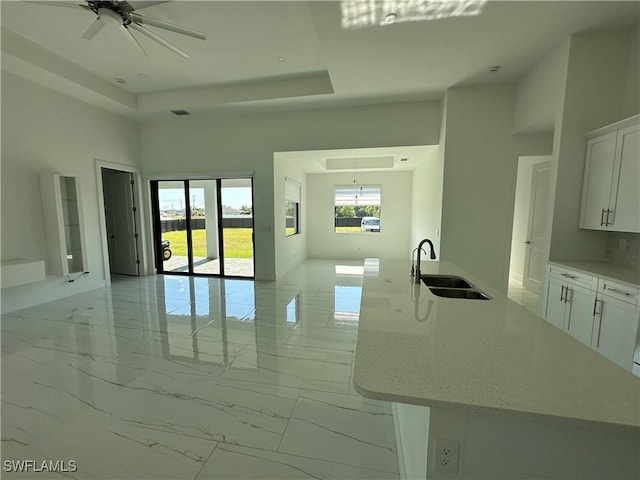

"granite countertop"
[547,260,639,288]
[353,260,640,430]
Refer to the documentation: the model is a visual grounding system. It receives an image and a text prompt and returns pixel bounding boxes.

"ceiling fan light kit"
[37,0,206,58]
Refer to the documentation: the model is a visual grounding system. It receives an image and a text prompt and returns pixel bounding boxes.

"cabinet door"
[592,296,639,370]
[609,124,640,233]
[579,132,617,230]
[545,276,567,330]
[565,283,596,347]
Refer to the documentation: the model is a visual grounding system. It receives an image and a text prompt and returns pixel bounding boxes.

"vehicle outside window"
[361,216,380,233]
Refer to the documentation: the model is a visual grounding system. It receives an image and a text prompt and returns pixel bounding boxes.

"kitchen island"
[353,260,639,479]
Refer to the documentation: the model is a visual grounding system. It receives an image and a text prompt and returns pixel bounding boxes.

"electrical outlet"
[433,437,459,473]
[619,238,628,250]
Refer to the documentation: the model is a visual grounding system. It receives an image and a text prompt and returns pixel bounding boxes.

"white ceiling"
[275,145,437,173]
[1,1,638,119]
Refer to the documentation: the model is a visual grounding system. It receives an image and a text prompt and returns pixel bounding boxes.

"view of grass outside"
[285,227,295,236]
[335,226,361,233]
[163,228,253,258]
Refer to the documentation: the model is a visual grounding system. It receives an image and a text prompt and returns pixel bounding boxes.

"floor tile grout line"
[193,441,221,480]
[275,387,302,453]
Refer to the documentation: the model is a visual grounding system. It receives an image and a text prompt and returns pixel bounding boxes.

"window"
[334,185,381,233]
[285,178,301,236]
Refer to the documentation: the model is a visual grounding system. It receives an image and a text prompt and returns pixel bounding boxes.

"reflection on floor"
[1,260,398,479]
[508,276,540,315]
[162,256,254,277]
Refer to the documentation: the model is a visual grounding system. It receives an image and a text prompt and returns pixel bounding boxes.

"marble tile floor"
[1,259,399,480]
[162,256,255,278]
[507,276,540,315]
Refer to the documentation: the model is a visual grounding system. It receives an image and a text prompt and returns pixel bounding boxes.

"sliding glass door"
[221,179,254,278]
[151,177,254,278]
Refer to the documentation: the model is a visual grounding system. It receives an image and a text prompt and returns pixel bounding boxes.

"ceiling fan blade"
[120,25,148,57]
[129,22,188,58]
[130,12,206,40]
[26,1,89,11]
[121,1,172,11]
[81,18,105,40]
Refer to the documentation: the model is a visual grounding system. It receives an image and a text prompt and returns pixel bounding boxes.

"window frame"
[285,178,301,237]
[333,185,382,234]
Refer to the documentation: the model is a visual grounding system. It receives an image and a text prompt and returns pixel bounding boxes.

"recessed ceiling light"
[278,56,286,62]
[488,65,501,73]
[384,12,399,24]
[114,77,126,85]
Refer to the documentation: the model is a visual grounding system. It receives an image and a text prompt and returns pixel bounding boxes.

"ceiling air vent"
[171,109,190,116]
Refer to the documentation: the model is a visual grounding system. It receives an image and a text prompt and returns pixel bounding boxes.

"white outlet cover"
[618,238,628,250]
[433,437,460,474]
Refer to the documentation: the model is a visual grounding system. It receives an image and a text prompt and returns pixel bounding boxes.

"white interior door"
[523,161,551,293]
[102,169,139,276]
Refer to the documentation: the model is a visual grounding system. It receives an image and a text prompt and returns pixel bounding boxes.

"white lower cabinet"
[544,264,640,372]
[565,283,597,346]
[592,290,640,371]
[544,266,597,345]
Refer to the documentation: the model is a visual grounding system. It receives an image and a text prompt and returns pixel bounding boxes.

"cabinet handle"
[593,298,602,316]
[560,273,578,280]
[604,286,633,296]
[600,209,606,226]
[560,285,566,302]
[594,302,604,348]
[605,209,613,226]
[565,287,573,304]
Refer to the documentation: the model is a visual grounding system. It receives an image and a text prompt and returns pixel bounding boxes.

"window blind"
[334,185,381,206]
[285,178,301,203]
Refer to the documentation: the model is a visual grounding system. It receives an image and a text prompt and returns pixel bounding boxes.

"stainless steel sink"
[420,275,472,289]
[428,288,491,300]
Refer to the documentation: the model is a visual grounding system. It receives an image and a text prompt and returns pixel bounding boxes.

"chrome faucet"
[414,238,436,284]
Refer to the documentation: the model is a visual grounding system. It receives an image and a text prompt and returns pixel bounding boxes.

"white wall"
[1,71,140,313]
[273,154,308,279]
[140,101,441,280]
[621,25,639,119]
[440,84,517,292]
[306,171,413,260]
[549,30,635,263]
[409,147,443,259]
[410,99,445,259]
[513,39,570,134]
[425,407,639,479]
[509,156,552,281]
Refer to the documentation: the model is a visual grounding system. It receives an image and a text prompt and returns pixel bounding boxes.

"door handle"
[110,235,115,239]
[600,209,606,226]
[524,240,531,244]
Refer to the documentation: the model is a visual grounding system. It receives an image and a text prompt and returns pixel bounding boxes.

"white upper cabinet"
[579,115,640,233]
[609,124,640,232]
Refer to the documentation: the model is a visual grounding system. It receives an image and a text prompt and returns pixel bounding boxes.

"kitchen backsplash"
[605,232,640,269]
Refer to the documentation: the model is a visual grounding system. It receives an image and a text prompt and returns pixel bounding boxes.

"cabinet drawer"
[598,279,639,305]
[547,265,596,289]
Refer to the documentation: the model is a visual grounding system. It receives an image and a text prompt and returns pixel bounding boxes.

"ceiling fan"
[32,1,206,58]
